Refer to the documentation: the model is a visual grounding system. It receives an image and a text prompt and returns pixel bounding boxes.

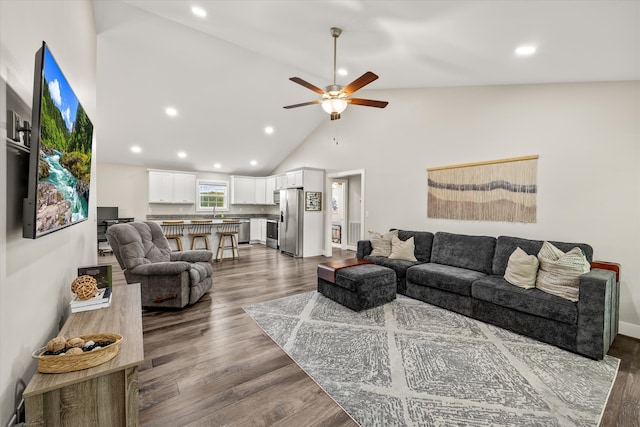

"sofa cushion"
[397,230,434,263]
[364,256,419,280]
[504,247,539,289]
[493,236,593,276]
[356,240,373,259]
[535,241,590,302]
[472,276,578,325]
[431,232,496,274]
[389,236,418,262]
[406,263,487,297]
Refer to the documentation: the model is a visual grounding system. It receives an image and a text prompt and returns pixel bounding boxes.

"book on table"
[71,287,112,313]
[77,265,112,288]
[71,298,111,313]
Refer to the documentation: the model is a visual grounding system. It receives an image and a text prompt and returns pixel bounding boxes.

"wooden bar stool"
[189,220,213,250]
[215,220,239,261]
[161,221,184,251]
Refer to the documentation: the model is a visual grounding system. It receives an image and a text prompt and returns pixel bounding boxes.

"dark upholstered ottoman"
[317,264,397,311]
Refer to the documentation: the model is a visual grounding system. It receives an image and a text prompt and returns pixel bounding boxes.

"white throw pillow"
[368,230,398,257]
[504,247,539,289]
[388,236,418,262]
[535,241,590,301]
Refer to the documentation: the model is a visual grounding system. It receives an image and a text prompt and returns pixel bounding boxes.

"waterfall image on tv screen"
[32,45,94,237]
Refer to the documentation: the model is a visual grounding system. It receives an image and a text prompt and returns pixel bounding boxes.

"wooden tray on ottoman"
[317,258,373,284]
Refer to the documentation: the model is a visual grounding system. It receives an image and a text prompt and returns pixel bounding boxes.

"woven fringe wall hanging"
[427,155,538,223]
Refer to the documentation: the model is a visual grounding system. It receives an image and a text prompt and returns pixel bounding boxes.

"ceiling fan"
[283,27,388,120]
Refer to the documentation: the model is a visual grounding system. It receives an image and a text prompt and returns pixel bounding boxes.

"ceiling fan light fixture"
[322,97,348,115]
[283,27,387,120]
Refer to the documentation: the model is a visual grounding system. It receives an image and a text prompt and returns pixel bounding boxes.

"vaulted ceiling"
[93,0,640,175]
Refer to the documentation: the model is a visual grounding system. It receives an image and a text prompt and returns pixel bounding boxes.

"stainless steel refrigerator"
[279,188,303,257]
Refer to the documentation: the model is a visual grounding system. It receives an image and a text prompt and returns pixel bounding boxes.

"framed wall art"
[427,155,538,223]
[305,191,322,211]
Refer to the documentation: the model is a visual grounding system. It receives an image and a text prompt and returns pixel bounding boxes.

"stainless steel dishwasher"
[238,220,250,244]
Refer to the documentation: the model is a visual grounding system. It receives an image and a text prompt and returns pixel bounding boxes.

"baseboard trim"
[618,321,640,339]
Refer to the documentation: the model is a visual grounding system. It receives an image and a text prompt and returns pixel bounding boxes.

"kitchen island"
[146,215,279,257]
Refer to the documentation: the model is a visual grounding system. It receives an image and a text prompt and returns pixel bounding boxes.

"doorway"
[331,180,347,248]
[325,170,365,255]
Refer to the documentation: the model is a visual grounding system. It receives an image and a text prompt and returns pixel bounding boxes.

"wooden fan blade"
[283,100,322,109]
[289,77,325,95]
[341,71,379,96]
[347,98,389,108]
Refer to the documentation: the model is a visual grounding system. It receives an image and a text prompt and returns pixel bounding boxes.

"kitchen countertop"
[147,214,279,222]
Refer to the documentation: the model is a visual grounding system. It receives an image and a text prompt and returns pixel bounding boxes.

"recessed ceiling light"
[515,45,536,56]
[191,6,207,18]
[265,126,274,134]
[338,68,348,76]
[213,163,221,169]
[130,145,142,153]
[165,107,178,117]
[178,151,187,158]
[250,160,257,166]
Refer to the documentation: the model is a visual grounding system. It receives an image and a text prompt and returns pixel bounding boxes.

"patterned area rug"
[244,292,619,427]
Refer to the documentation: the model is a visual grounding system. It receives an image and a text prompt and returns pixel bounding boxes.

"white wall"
[301,169,325,257]
[347,174,362,245]
[277,81,640,338]
[0,1,97,424]
[97,162,279,220]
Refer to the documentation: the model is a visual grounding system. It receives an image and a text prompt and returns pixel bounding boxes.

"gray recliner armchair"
[107,221,213,309]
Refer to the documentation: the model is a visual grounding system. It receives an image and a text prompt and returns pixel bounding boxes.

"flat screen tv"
[23,42,94,238]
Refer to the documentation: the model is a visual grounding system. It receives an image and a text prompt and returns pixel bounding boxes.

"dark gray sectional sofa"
[356,230,619,360]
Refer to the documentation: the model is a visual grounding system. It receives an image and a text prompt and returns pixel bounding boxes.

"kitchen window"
[196,179,229,212]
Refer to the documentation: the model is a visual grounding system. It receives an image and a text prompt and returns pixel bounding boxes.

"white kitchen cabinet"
[148,171,173,203]
[254,178,266,204]
[172,173,196,204]
[232,170,317,205]
[250,218,261,242]
[265,176,276,204]
[232,175,278,205]
[148,170,195,204]
[231,176,256,204]
[259,218,267,244]
[249,218,268,244]
[286,170,303,188]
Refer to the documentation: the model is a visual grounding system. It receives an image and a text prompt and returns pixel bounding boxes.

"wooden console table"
[24,284,144,426]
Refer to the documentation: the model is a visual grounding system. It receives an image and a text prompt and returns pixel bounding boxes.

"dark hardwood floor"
[100,244,639,427]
